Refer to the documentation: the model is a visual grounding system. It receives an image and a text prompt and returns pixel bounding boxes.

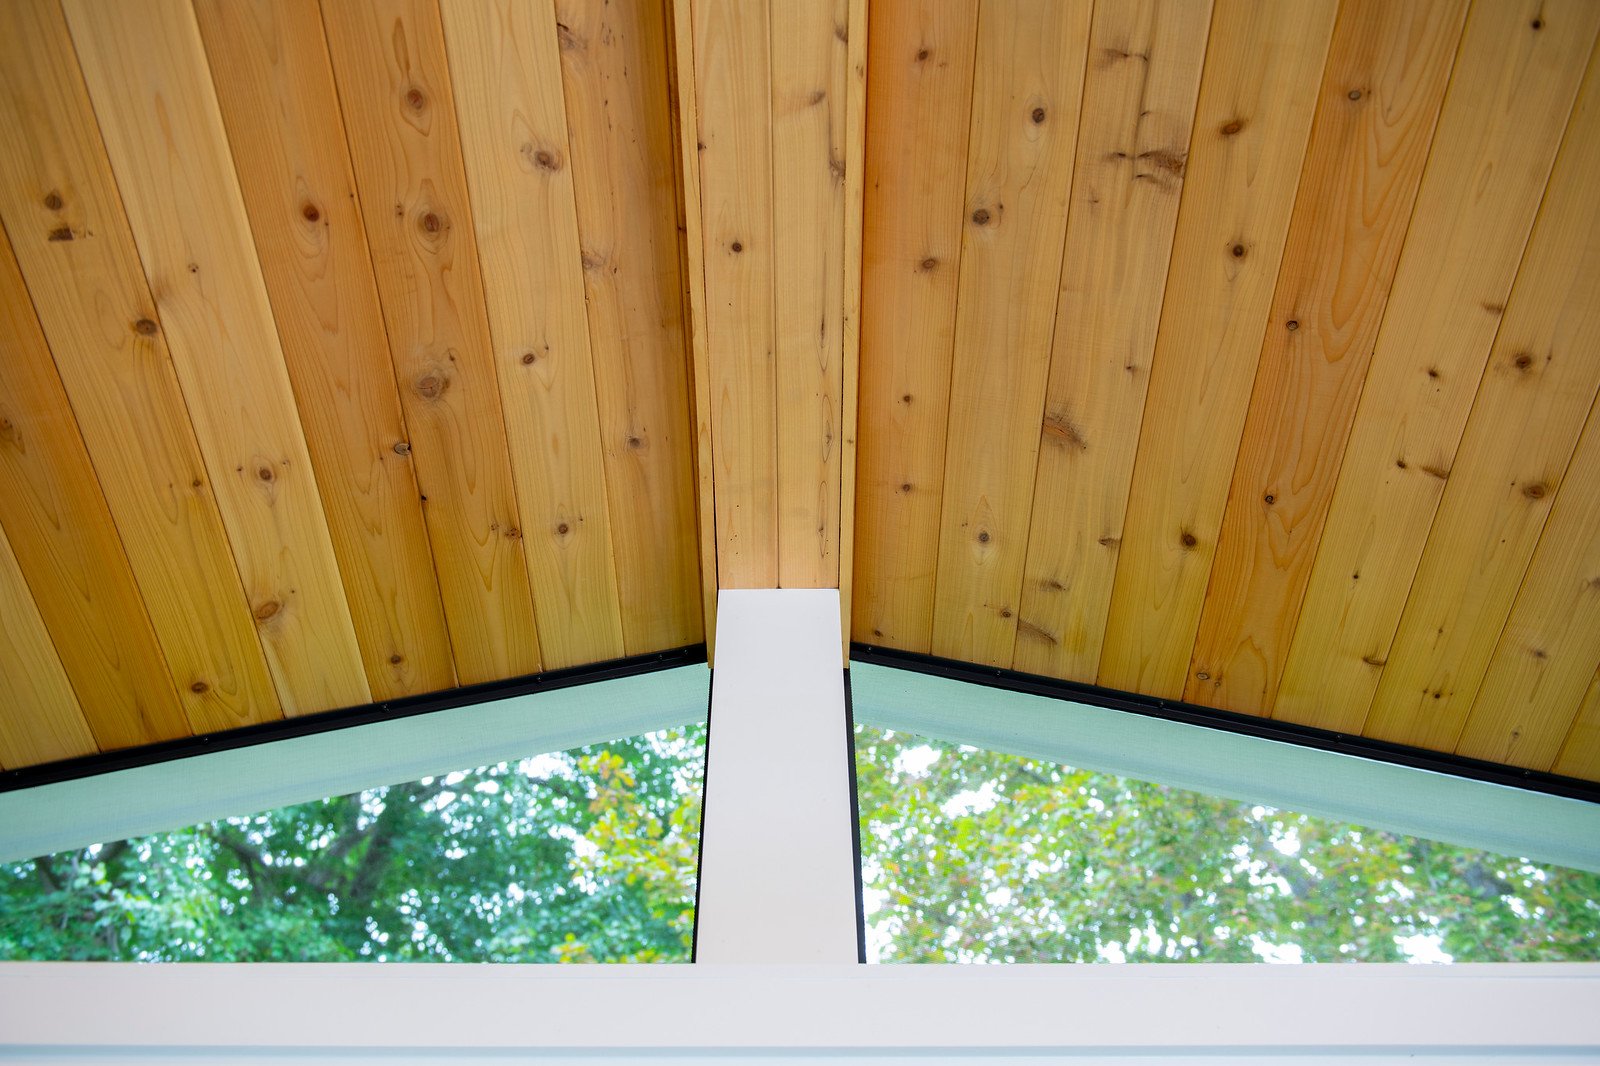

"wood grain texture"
[770,0,847,589]
[440,0,625,670]
[1184,0,1468,714]
[64,0,372,717]
[1098,0,1338,698]
[555,0,703,653]
[1456,397,1600,769]
[0,0,280,734]
[930,0,1092,667]
[669,0,721,652]
[1015,0,1213,681]
[1275,0,1600,733]
[1366,49,1600,752]
[0,518,95,770]
[0,226,188,751]
[322,0,542,683]
[837,0,868,656]
[851,0,979,651]
[194,0,455,700]
[1553,667,1600,780]
[692,0,777,588]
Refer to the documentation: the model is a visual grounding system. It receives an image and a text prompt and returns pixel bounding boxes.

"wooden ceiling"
[1,0,1598,788]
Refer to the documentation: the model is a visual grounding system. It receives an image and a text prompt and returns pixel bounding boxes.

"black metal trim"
[843,667,867,964]
[850,643,1600,805]
[0,644,708,794]
[690,667,713,963]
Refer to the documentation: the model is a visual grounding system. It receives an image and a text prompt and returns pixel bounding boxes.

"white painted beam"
[694,589,860,963]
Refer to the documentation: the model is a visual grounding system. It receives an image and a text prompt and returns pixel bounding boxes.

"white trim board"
[850,661,1600,873]
[0,664,710,864]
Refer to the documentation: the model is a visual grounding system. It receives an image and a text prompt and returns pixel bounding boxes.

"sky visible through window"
[854,725,1600,964]
[0,724,705,962]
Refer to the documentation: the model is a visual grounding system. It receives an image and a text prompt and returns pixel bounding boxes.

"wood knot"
[730,240,743,253]
[1531,17,1543,29]
[1180,531,1198,548]
[534,149,561,172]
[414,373,446,399]
[191,680,209,694]
[1286,320,1299,331]
[999,608,1013,619]
[808,89,826,106]
[1231,244,1246,258]
[977,530,990,544]
[1263,493,1275,504]
[1532,648,1548,660]
[581,251,604,270]
[1194,671,1210,681]
[1361,654,1386,667]
[47,225,74,242]
[302,203,321,222]
[1030,106,1046,124]
[191,477,203,488]
[521,352,538,365]
[253,600,281,621]
[405,87,426,111]
[899,482,912,493]
[1513,352,1534,370]
[1522,482,1547,500]
[1042,410,1087,450]
[389,653,404,664]
[901,393,913,404]
[627,435,643,449]
[1347,89,1362,101]
[43,191,63,210]
[919,256,938,271]
[1395,458,1408,469]
[556,521,571,535]
[134,318,158,335]
[915,47,929,61]
[971,208,991,226]
[504,527,521,539]
[420,211,444,235]
[393,440,411,455]
[257,465,275,482]
[1426,367,1440,379]
[1220,119,1243,136]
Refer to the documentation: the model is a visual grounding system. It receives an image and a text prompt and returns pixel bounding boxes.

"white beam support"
[693,589,860,963]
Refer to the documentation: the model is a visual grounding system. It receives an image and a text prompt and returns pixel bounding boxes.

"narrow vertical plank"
[322,0,543,683]
[1184,0,1468,714]
[693,0,777,588]
[1366,52,1600,752]
[1098,0,1337,698]
[555,0,703,653]
[770,0,846,588]
[669,0,720,651]
[851,0,979,651]
[64,0,372,716]
[1276,0,1600,732]
[439,0,625,669]
[1014,0,1214,681]
[1553,668,1600,781]
[0,0,280,732]
[0,520,95,769]
[0,227,188,750]
[930,0,1093,667]
[1456,398,1600,769]
[194,0,456,699]
[837,0,868,657]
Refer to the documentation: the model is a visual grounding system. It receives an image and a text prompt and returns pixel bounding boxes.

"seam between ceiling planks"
[0,0,705,769]
[850,0,1600,782]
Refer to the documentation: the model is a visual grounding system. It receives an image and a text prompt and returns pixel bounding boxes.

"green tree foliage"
[855,728,1600,964]
[0,726,704,963]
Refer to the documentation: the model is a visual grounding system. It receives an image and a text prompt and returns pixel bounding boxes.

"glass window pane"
[856,725,1600,963]
[1,724,705,962]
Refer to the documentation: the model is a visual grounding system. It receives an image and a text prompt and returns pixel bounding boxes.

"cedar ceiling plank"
[1098,0,1336,699]
[930,0,1093,668]
[1184,0,1469,715]
[851,0,980,653]
[668,0,720,655]
[0,227,186,751]
[1457,395,1600,769]
[554,0,703,654]
[1553,667,1600,782]
[0,519,96,770]
[692,0,778,588]
[770,0,847,589]
[63,0,372,718]
[1276,0,1600,734]
[1015,0,1214,682]
[321,0,543,683]
[837,0,868,659]
[0,0,280,733]
[439,0,625,670]
[194,0,456,700]
[1365,48,1600,753]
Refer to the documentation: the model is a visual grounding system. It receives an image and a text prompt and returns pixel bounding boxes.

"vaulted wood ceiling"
[1,0,1597,787]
